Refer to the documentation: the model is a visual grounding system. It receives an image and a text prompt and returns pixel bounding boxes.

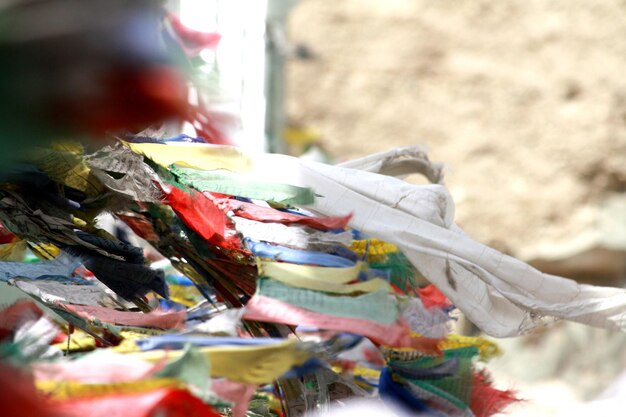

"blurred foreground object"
[0,0,188,166]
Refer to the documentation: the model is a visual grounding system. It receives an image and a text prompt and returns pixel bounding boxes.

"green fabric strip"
[170,165,315,206]
[256,278,399,325]
[369,251,419,293]
[389,346,478,369]
[392,347,478,406]
[407,379,469,411]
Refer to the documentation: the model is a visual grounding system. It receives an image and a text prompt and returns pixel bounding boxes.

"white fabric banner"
[244,148,626,337]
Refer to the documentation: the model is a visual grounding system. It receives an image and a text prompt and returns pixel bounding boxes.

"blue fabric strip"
[164,134,205,143]
[158,299,188,312]
[379,367,433,414]
[0,254,83,283]
[245,239,355,268]
[135,335,284,351]
[166,274,195,286]
[280,358,325,379]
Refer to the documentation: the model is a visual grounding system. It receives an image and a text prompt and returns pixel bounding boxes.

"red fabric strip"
[116,214,159,242]
[418,285,452,310]
[167,13,221,56]
[52,388,221,417]
[166,187,244,251]
[60,304,185,330]
[0,363,54,417]
[0,300,44,340]
[211,380,257,417]
[0,223,15,244]
[243,295,413,347]
[215,198,352,231]
[165,187,226,243]
[470,370,519,417]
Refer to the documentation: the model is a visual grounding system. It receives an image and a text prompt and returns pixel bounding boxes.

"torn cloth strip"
[243,294,412,347]
[165,186,226,243]
[135,335,282,351]
[401,298,452,339]
[74,231,144,264]
[166,13,221,56]
[86,144,163,202]
[59,304,185,330]
[0,253,81,282]
[170,165,315,206]
[390,347,477,406]
[256,278,399,325]
[256,258,392,294]
[210,379,256,417]
[12,279,115,306]
[257,259,362,284]
[0,240,26,262]
[256,259,391,293]
[129,338,309,384]
[378,367,431,413]
[33,351,162,383]
[403,379,474,417]
[215,198,351,230]
[124,141,252,172]
[231,216,353,251]
[246,239,355,268]
[36,378,183,400]
[0,191,121,259]
[28,146,104,196]
[469,371,519,417]
[115,213,159,242]
[389,357,460,380]
[62,245,168,300]
[51,388,221,417]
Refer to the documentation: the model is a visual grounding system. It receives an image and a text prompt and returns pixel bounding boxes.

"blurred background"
[282,1,626,416]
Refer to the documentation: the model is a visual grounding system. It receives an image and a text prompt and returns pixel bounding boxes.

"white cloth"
[232,216,353,251]
[244,150,626,337]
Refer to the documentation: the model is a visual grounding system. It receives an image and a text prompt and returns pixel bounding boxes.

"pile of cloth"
[0,138,518,417]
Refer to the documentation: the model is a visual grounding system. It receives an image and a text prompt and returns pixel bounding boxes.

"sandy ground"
[287,0,626,256]
[286,2,626,415]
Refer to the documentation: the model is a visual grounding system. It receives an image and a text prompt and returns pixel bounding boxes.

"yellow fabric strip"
[0,240,27,261]
[112,328,166,353]
[332,365,381,380]
[258,257,389,294]
[385,332,500,361]
[28,243,60,260]
[265,273,392,294]
[126,339,308,384]
[362,253,388,263]
[168,284,204,307]
[256,259,362,285]
[438,334,501,361]
[29,146,104,196]
[351,239,399,256]
[124,142,252,173]
[52,332,97,353]
[380,347,425,362]
[36,378,182,400]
